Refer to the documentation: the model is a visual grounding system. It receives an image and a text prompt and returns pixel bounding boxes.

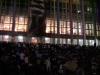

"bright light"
[89,40,94,45]
[20,17,24,21]
[77,10,81,13]
[79,39,83,46]
[73,29,77,34]
[45,37,50,43]
[18,36,23,42]
[18,36,23,39]
[45,37,49,41]
[78,23,81,28]
[67,39,71,44]
[3,35,11,42]
[46,27,50,33]
[0,16,12,31]
[4,35,9,39]
[15,17,28,32]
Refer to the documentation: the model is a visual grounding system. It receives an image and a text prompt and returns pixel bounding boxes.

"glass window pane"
[0,16,12,31]
[79,39,83,46]
[45,37,50,43]
[15,16,28,32]
[73,39,77,45]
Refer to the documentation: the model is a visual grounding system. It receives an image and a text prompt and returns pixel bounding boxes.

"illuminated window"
[67,28,70,34]
[67,39,71,44]
[73,39,77,45]
[55,38,58,44]
[67,22,70,34]
[2,35,11,42]
[45,37,51,43]
[46,19,71,35]
[3,35,10,42]
[73,22,77,28]
[86,30,89,35]
[59,21,71,34]
[89,40,94,46]
[72,22,82,35]
[60,27,66,34]
[78,23,82,35]
[96,39,99,46]
[73,29,77,35]
[73,22,78,35]
[0,16,12,31]
[60,21,67,34]
[60,38,66,44]
[79,39,83,46]
[46,19,57,34]
[86,40,89,45]
[85,23,94,36]
[96,25,100,36]
[16,36,24,42]
[79,29,82,35]
[15,16,28,32]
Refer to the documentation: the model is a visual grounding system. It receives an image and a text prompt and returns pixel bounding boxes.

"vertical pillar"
[80,0,86,45]
[69,0,73,45]
[65,0,68,44]
[53,0,55,44]
[92,1,97,46]
[12,0,16,32]
[12,0,16,42]
[56,0,60,44]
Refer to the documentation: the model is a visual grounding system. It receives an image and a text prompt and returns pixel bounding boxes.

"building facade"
[0,0,30,42]
[45,0,99,46]
[0,0,99,46]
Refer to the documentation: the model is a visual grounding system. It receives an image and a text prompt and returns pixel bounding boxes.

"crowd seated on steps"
[0,42,98,75]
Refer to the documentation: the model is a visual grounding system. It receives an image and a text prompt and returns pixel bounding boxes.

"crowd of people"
[0,42,99,75]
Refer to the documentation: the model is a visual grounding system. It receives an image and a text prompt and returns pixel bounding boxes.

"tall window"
[72,22,82,35]
[96,25,100,36]
[0,16,13,31]
[46,19,57,34]
[59,21,70,34]
[59,21,66,34]
[15,16,28,32]
[85,23,94,36]
[73,22,78,35]
[46,19,71,34]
